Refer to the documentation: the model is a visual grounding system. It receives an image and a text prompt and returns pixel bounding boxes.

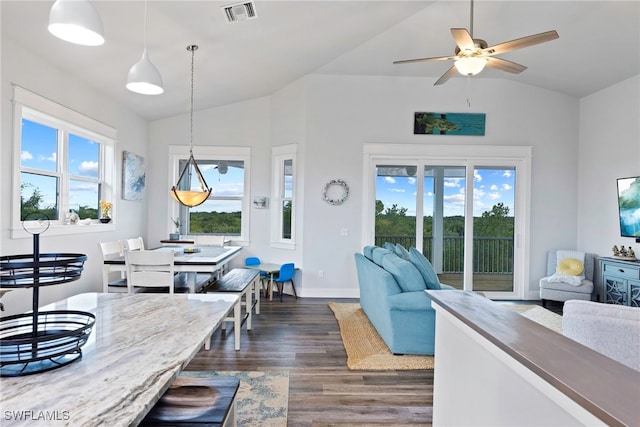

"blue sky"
[21,119,100,212]
[376,168,515,217]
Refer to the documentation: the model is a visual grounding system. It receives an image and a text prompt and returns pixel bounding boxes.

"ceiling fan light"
[48,0,104,46]
[454,56,488,76]
[126,49,164,95]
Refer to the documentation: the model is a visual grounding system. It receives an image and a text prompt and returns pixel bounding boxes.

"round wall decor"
[322,179,349,205]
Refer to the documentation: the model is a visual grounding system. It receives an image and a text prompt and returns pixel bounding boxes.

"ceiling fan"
[393,0,559,85]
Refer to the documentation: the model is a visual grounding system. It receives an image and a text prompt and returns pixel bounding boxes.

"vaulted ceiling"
[2,1,639,121]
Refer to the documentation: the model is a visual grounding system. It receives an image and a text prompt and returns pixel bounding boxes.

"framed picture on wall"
[122,151,145,200]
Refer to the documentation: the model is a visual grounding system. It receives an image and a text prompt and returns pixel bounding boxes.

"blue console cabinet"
[599,257,640,307]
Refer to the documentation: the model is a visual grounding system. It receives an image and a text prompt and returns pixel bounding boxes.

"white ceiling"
[2,1,639,121]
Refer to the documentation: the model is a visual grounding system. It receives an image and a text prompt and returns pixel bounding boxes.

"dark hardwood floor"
[186,296,561,426]
[186,297,435,426]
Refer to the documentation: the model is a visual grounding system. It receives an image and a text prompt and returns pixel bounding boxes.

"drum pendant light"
[126,0,163,95]
[170,45,212,208]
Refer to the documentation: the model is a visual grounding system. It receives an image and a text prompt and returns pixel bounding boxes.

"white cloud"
[385,177,396,184]
[21,151,33,161]
[474,171,482,182]
[488,192,501,200]
[503,170,512,178]
[78,161,99,177]
[490,184,498,191]
[389,188,406,193]
[47,152,56,162]
[408,177,416,185]
[502,183,512,191]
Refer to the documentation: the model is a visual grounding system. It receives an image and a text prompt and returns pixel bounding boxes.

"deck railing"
[374,235,514,274]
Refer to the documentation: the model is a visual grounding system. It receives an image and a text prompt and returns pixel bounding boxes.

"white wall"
[1,38,149,316]
[299,74,580,299]
[577,75,640,286]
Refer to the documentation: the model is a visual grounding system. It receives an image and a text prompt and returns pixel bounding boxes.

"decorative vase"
[169,233,181,240]
[99,217,111,224]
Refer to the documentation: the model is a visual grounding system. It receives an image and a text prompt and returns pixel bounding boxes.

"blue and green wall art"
[414,112,486,136]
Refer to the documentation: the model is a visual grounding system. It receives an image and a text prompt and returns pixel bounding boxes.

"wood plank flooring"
[185,297,435,426]
[186,296,559,425]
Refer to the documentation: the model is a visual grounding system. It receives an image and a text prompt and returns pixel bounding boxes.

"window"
[169,146,250,243]
[271,144,296,248]
[12,86,116,238]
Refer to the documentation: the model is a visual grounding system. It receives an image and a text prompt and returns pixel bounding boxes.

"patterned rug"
[179,370,288,426]
[329,302,562,371]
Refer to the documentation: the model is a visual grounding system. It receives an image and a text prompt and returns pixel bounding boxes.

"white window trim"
[11,85,117,238]
[167,145,251,245]
[271,144,297,249]
[363,143,532,300]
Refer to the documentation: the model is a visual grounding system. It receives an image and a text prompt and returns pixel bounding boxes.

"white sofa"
[562,300,640,371]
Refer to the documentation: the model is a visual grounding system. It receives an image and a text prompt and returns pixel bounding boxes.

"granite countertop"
[1,292,238,426]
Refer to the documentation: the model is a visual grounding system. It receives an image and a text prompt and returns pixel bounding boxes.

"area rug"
[504,304,562,333]
[328,302,434,370]
[179,370,288,426]
[328,302,562,371]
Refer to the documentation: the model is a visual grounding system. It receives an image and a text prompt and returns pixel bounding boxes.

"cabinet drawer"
[603,263,640,280]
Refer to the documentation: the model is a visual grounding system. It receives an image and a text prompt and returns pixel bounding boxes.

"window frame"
[11,86,117,238]
[168,145,251,244]
[271,144,297,249]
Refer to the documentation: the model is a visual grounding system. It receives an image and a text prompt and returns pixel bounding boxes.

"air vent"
[222,1,257,23]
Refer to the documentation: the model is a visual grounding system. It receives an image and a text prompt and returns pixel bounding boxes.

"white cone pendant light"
[127,48,164,95]
[126,0,163,95]
[48,0,104,46]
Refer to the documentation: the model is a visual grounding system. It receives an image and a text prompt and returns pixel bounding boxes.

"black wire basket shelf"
[0,310,95,377]
[1,249,91,377]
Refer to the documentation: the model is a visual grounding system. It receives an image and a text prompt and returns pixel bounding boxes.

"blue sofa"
[354,244,455,355]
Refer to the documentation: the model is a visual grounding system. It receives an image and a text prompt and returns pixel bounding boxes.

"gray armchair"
[539,250,596,307]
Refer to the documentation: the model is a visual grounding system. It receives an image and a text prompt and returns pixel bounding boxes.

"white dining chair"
[125,236,145,251]
[125,250,181,293]
[99,240,127,293]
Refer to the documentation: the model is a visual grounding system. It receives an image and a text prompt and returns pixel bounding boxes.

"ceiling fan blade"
[393,55,456,65]
[434,66,458,85]
[451,28,475,51]
[485,30,559,56]
[485,57,527,74]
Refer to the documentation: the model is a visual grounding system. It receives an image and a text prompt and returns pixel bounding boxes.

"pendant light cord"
[143,0,148,48]
[188,45,198,157]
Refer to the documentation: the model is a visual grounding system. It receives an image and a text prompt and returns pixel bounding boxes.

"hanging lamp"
[48,0,104,46]
[170,45,212,208]
[126,0,163,95]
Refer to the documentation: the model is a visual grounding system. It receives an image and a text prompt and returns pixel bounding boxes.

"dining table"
[0,292,239,427]
[103,245,242,293]
[245,263,281,301]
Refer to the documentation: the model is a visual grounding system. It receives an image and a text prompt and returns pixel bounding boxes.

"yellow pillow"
[557,257,584,276]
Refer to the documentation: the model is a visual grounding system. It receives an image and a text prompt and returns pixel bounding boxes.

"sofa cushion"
[382,254,426,292]
[363,245,377,260]
[395,244,410,260]
[409,247,441,290]
[371,247,394,267]
[383,242,397,252]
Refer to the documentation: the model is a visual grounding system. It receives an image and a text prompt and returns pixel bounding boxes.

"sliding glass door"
[369,148,527,299]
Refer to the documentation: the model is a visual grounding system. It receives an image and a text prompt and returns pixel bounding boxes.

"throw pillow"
[394,244,410,260]
[546,250,586,287]
[408,247,441,290]
[383,242,397,252]
[382,254,426,292]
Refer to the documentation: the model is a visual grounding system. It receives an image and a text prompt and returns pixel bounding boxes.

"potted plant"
[170,217,181,240]
[99,200,112,223]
